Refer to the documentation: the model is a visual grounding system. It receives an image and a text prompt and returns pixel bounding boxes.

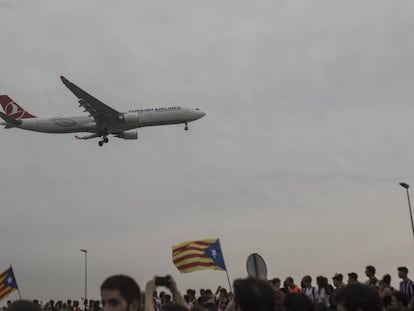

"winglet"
[60,76,69,84]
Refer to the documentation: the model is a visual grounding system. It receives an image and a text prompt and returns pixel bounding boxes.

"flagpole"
[217,240,232,293]
[10,265,22,299]
[17,288,22,299]
[225,270,232,293]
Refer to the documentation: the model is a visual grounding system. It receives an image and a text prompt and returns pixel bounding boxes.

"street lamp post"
[399,182,414,240]
[80,249,88,303]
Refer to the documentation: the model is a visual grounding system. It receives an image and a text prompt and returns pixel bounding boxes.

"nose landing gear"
[184,122,189,131]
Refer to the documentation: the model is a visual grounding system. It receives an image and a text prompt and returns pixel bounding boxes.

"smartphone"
[155,276,170,287]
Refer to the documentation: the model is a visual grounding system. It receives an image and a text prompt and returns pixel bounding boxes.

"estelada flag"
[172,238,227,273]
[0,267,18,301]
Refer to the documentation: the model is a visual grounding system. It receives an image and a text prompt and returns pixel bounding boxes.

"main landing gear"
[98,128,109,147]
[185,122,189,131]
[98,136,109,147]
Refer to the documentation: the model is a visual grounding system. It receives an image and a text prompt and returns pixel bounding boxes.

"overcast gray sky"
[1,0,414,303]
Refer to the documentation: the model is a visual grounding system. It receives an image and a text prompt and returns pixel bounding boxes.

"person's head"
[332,274,343,287]
[316,276,329,291]
[233,277,275,311]
[284,277,294,288]
[397,266,408,279]
[334,284,382,311]
[186,289,195,299]
[301,276,312,289]
[380,274,391,287]
[271,278,281,290]
[283,293,314,311]
[101,275,141,311]
[347,273,358,285]
[365,265,376,277]
[218,288,228,299]
[205,289,213,298]
[8,300,43,311]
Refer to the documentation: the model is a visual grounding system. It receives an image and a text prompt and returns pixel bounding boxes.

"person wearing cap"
[398,266,414,307]
[347,273,359,285]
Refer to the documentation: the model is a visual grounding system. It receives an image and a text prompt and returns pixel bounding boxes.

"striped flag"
[172,238,227,273]
[0,267,18,301]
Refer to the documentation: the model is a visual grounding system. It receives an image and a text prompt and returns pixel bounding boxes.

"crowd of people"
[2,265,414,311]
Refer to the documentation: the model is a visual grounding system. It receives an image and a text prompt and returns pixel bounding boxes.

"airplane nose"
[199,110,206,118]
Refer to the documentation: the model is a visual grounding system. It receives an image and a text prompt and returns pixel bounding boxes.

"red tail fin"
[0,95,36,119]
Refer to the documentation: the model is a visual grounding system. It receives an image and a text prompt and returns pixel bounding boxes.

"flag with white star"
[0,267,18,301]
[172,238,227,273]
[204,239,226,270]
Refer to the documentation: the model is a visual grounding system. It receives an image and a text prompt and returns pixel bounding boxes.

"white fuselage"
[10,106,205,134]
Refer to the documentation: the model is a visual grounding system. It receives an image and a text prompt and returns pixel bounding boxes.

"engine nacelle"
[116,130,138,140]
[120,112,139,124]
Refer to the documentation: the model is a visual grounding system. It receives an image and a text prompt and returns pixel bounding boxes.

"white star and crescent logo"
[5,101,25,119]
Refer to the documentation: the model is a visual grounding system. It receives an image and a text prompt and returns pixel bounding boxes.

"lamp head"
[80,249,87,253]
[399,182,410,189]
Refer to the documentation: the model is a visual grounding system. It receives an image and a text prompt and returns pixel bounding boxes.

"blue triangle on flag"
[204,239,226,270]
[4,268,18,289]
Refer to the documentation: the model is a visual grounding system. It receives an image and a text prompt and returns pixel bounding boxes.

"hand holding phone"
[155,276,170,287]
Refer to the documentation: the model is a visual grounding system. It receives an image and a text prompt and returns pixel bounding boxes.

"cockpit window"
[195,108,200,110]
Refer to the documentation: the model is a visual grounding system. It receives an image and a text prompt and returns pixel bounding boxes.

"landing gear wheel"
[103,137,109,143]
[184,123,189,131]
[98,141,104,147]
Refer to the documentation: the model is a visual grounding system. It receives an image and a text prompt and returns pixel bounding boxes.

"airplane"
[0,76,206,147]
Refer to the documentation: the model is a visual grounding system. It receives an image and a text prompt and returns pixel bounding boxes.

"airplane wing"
[60,76,120,124]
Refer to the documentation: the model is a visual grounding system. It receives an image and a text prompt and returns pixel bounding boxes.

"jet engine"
[115,130,138,140]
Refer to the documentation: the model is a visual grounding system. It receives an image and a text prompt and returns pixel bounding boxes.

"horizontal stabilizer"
[0,111,22,126]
